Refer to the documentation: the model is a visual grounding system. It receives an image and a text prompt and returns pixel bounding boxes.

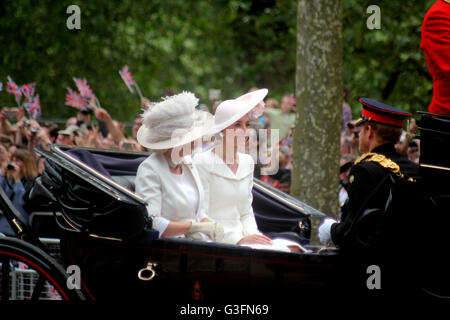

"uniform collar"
[370,143,397,156]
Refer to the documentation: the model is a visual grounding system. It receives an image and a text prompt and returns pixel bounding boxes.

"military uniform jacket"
[331,143,419,249]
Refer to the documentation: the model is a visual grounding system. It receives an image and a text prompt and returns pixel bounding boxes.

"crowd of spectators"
[0,98,151,232]
[0,86,421,229]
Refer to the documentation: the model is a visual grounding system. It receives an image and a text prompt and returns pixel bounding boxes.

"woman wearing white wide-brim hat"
[194,89,305,252]
[135,91,224,241]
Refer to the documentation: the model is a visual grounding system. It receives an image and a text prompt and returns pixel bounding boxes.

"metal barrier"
[0,238,63,300]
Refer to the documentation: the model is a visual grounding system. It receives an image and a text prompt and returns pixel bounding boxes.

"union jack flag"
[6,76,22,97]
[6,77,22,106]
[24,95,41,119]
[0,82,2,91]
[119,66,136,93]
[73,77,96,100]
[20,83,36,100]
[65,87,88,111]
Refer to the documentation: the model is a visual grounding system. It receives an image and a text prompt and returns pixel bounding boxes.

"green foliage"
[0,0,297,121]
[0,0,435,121]
[342,0,435,117]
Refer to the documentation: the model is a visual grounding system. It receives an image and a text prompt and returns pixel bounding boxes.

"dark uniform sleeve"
[331,163,379,247]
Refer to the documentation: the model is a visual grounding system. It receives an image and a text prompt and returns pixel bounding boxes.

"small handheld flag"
[6,76,22,106]
[0,82,3,91]
[65,87,88,111]
[24,95,41,119]
[73,77,102,108]
[119,65,143,99]
[73,77,96,100]
[20,83,36,100]
[119,66,135,93]
[6,76,21,96]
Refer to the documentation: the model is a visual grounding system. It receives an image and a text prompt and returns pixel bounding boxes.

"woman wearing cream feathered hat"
[194,89,305,252]
[135,91,223,241]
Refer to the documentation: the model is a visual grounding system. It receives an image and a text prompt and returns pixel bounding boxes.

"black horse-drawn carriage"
[0,111,449,303]
[1,144,339,302]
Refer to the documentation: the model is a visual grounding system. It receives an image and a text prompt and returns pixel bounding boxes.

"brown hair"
[12,149,39,180]
[370,123,402,145]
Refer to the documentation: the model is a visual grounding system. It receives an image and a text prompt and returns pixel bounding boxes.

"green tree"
[0,0,298,122]
[342,0,435,117]
[1,1,434,123]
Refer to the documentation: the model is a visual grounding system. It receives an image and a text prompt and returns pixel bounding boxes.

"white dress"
[194,149,307,252]
[135,152,209,239]
[194,149,259,244]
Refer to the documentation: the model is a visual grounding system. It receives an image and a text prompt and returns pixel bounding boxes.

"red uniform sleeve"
[421,0,450,115]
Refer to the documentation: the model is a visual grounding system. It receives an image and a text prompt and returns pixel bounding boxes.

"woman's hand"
[187,221,224,241]
[238,234,272,246]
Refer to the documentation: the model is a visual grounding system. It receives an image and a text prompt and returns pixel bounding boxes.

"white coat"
[135,152,209,237]
[194,149,260,244]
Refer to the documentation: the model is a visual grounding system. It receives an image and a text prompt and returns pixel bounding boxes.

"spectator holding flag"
[23,95,41,120]
[94,107,125,144]
[64,85,93,143]
[119,65,151,112]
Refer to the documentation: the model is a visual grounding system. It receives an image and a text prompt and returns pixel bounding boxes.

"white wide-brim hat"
[137,91,215,150]
[208,88,268,135]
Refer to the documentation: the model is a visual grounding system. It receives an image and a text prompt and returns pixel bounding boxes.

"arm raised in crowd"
[94,107,125,145]
[395,119,418,156]
[0,108,16,135]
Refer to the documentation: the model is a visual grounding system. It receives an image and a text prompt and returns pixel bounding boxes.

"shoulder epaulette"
[355,152,415,181]
[354,153,376,165]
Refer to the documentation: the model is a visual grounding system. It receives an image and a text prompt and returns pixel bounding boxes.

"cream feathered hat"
[137,91,214,150]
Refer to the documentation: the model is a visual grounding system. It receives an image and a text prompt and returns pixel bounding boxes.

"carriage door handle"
[138,262,157,281]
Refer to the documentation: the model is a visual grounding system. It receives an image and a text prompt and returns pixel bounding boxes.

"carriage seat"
[111,175,136,192]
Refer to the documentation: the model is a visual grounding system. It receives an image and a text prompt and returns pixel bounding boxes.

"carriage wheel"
[0,236,85,300]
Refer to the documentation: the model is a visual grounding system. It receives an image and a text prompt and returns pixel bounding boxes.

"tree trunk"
[293,0,343,241]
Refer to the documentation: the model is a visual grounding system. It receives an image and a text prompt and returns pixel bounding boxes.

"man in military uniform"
[318,98,420,296]
[319,98,419,248]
